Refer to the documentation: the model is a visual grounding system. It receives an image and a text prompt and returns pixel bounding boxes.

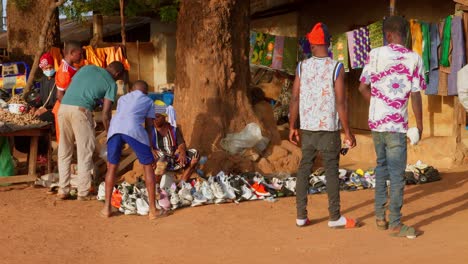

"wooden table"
[0,125,52,184]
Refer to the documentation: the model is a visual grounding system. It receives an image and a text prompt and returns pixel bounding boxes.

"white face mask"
[43,69,55,77]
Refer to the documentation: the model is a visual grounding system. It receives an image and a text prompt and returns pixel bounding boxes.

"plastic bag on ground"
[220,123,266,155]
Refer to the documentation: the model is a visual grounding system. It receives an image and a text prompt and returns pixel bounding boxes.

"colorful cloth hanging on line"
[368,20,384,49]
[448,16,466,96]
[347,27,371,69]
[271,36,285,70]
[410,19,423,56]
[332,33,349,72]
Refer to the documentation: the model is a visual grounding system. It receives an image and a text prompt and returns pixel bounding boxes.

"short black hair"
[107,61,125,77]
[64,40,81,54]
[133,80,149,92]
[383,16,409,41]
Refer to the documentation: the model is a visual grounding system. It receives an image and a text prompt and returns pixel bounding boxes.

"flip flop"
[330,217,360,229]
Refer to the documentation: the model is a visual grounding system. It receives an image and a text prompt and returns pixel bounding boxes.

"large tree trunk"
[175,0,259,172]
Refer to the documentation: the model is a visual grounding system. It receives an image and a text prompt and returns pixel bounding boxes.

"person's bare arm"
[288,74,300,145]
[56,90,65,102]
[101,99,113,133]
[335,67,356,148]
[358,82,371,103]
[145,118,153,144]
[411,91,423,138]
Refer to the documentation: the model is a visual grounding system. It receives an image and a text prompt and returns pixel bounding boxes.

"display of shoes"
[191,191,208,207]
[251,182,271,197]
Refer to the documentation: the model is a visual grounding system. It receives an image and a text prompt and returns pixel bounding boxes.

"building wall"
[251,12,298,37]
[150,20,176,92]
[298,0,456,137]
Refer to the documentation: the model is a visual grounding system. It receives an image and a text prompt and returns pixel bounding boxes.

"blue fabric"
[107,134,154,165]
[426,23,440,95]
[372,132,407,228]
[107,90,155,146]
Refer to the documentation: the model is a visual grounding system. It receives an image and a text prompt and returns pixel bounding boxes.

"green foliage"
[60,0,179,23]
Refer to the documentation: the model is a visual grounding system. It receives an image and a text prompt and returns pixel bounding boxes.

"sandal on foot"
[376,219,388,230]
[330,217,360,229]
[390,224,417,239]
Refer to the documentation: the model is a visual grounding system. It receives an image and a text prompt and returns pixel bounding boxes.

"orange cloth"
[410,19,423,56]
[52,60,78,143]
[49,47,63,71]
[83,46,105,67]
[104,46,130,70]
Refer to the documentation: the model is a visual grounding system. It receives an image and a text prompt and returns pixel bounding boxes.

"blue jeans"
[372,132,407,228]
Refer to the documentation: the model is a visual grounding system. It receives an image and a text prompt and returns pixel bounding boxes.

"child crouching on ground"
[100,80,171,219]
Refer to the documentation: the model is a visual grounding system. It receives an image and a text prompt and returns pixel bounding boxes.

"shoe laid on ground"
[97,182,106,201]
[191,191,207,207]
[157,189,171,210]
[271,178,284,190]
[251,182,271,197]
[209,176,227,200]
[178,182,194,202]
[364,172,376,188]
[390,224,417,239]
[338,169,348,180]
[228,175,244,200]
[200,181,215,202]
[136,198,150,215]
[168,186,181,210]
[349,173,364,190]
[284,177,297,194]
[241,184,257,201]
[309,175,326,188]
[219,173,237,200]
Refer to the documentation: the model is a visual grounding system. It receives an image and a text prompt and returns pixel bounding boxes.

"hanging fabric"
[368,20,384,49]
[410,19,423,56]
[426,23,441,95]
[332,33,350,72]
[448,16,466,96]
[421,22,431,83]
[271,36,285,70]
[440,16,453,67]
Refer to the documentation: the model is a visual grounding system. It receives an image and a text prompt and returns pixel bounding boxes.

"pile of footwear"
[96,171,299,214]
[405,160,441,184]
[308,168,377,194]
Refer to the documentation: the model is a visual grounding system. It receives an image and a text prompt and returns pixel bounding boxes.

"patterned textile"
[261,35,276,66]
[282,37,298,74]
[348,27,371,69]
[368,20,384,49]
[332,33,349,72]
[271,36,285,70]
[251,32,268,65]
[273,78,293,122]
[360,44,426,133]
[410,20,423,56]
[249,31,257,61]
[298,57,341,131]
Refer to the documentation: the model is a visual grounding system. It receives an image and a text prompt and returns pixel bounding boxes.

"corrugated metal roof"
[0,15,151,49]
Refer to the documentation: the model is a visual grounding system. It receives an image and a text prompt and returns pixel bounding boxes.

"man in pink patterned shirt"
[359,16,425,239]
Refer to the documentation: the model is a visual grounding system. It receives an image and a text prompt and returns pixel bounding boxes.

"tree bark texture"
[174,0,258,158]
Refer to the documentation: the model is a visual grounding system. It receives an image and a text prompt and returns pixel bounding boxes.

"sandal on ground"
[390,224,417,239]
[330,217,360,229]
[376,219,388,230]
[296,218,312,228]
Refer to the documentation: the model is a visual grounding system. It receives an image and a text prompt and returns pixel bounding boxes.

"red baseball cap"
[306,22,331,45]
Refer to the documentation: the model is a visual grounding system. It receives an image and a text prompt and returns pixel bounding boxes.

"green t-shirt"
[61,65,117,110]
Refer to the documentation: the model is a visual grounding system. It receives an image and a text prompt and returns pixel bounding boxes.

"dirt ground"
[1,158,467,264]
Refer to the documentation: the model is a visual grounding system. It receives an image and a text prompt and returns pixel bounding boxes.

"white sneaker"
[271,178,284,190]
[217,173,236,200]
[97,182,106,201]
[136,198,149,215]
[178,182,194,202]
[209,177,227,200]
[201,181,215,202]
[191,191,207,207]
[241,185,257,201]
[284,177,297,194]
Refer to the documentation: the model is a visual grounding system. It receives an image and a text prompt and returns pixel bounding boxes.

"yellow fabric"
[104,47,131,70]
[83,46,105,67]
[154,100,166,106]
[410,19,423,56]
[49,47,63,71]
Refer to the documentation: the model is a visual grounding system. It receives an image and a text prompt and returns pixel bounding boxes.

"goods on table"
[0,94,42,126]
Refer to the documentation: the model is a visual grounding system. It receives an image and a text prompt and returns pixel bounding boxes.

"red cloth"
[39,53,54,69]
[306,22,330,45]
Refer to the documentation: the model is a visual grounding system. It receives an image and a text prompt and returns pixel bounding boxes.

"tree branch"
[24,0,65,93]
